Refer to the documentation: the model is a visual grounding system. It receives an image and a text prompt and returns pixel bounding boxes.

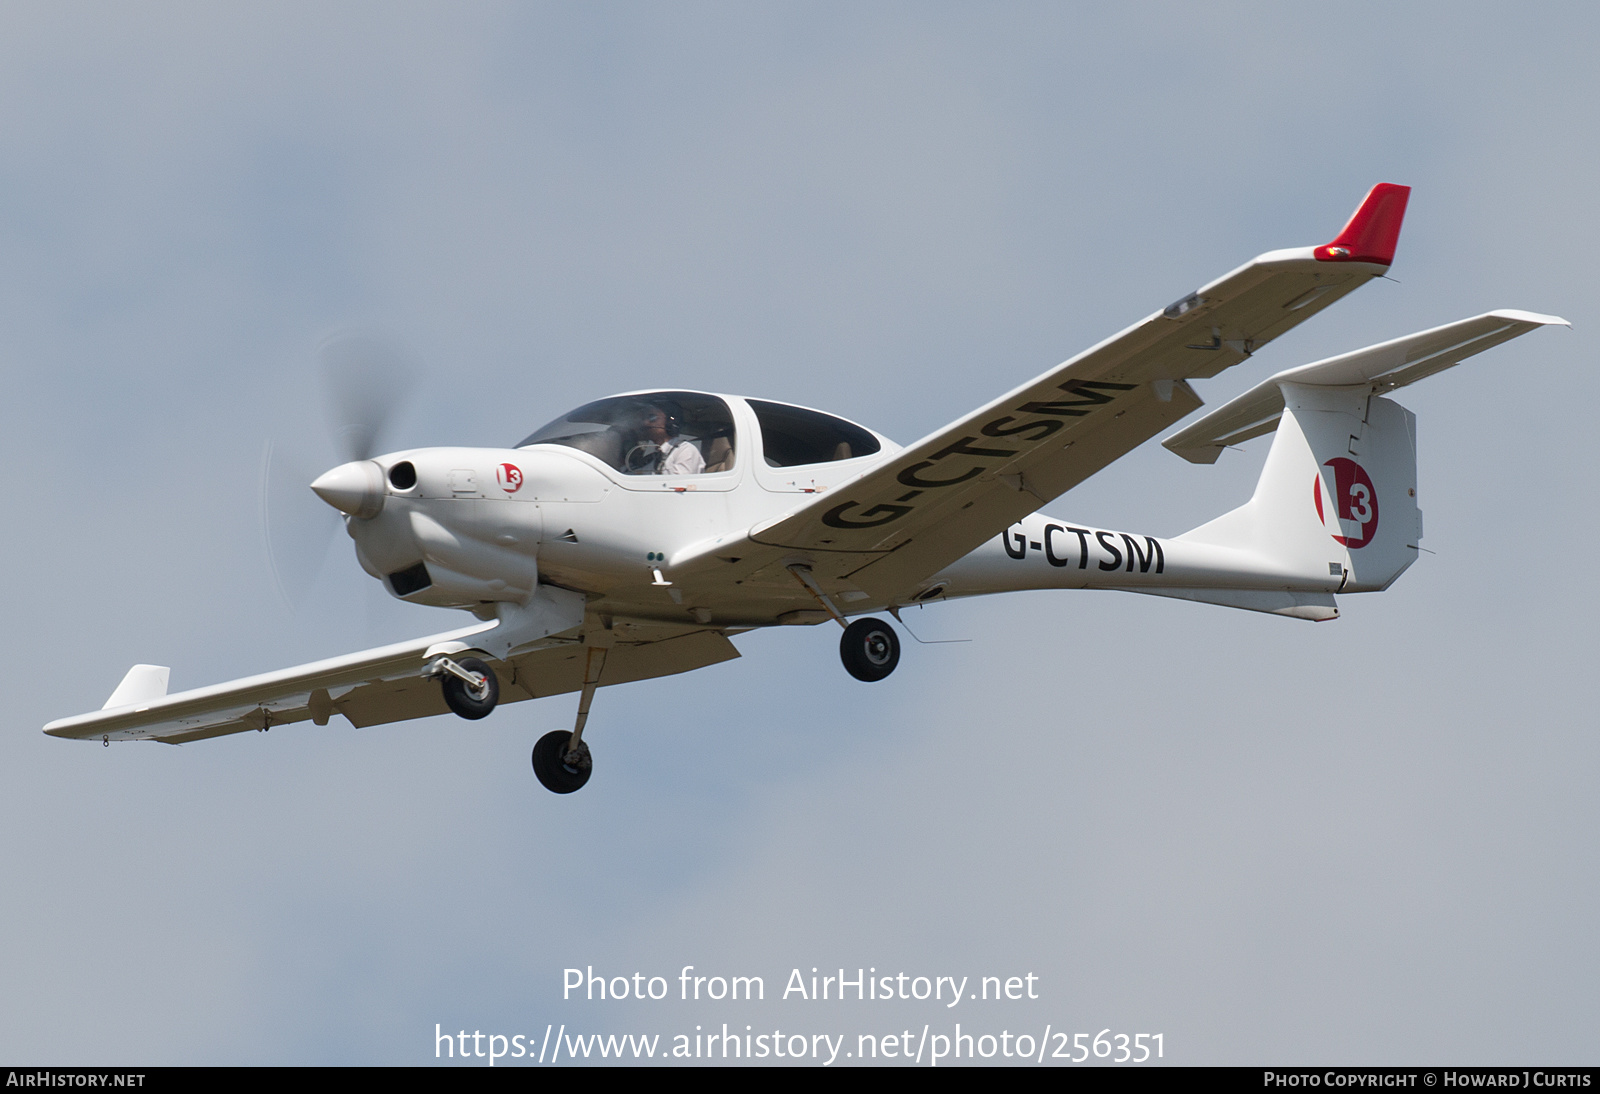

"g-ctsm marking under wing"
[673,183,1412,603]
[44,623,739,744]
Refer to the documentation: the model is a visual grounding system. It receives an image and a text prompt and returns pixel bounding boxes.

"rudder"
[1279,384,1420,591]
[1177,386,1419,592]
[1169,309,1567,595]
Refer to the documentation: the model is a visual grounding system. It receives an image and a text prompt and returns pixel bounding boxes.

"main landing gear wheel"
[532,729,593,794]
[840,617,900,682]
[440,657,499,720]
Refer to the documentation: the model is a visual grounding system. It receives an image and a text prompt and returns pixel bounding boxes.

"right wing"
[45,622,738,744]
[673,183,1412,605]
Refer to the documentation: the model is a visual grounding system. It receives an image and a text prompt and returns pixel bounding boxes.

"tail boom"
[929,510,1344,619]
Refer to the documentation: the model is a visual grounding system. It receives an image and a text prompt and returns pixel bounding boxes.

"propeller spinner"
[261,333,418,608]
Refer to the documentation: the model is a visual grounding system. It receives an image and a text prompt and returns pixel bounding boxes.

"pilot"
[638,403,704,475]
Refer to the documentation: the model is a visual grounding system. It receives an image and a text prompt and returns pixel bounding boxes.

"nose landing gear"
[428,655,500,719]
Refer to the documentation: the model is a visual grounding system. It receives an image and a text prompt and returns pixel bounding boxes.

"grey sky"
[2,2,1595,1064]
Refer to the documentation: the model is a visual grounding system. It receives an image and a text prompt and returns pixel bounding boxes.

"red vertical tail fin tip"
[1314,183,1411,266]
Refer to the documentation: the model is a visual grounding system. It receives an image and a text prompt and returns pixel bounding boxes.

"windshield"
[517,392,737,475]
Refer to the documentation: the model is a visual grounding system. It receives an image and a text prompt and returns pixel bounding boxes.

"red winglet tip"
[1314,182,1411,266]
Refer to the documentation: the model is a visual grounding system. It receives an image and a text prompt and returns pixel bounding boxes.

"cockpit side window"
[747,400,881,467]
[517,392,737,476]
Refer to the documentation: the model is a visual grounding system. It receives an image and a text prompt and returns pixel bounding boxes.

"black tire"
[532,729,593,794]
[839,617,900,682]
[440,657,499,720]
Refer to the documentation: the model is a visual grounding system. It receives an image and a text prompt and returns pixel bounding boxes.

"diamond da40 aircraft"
[45,184,1567,792]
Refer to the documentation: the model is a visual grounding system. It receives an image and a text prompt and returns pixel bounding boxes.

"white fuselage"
[333,392,1337,632]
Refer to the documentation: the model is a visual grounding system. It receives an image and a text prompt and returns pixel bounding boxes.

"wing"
[45,622,738,744]
[674,183,1412,604]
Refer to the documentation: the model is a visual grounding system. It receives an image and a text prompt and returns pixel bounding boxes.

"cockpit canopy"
[517,391,882,475]
[517,392,737,475]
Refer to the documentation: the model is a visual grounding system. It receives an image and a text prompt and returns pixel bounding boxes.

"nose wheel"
[430,656,499,719]
[840,617,900,682]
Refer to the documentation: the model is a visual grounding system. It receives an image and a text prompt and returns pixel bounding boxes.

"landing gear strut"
[532,645,607,794]
[787,564,904,684]
[430,656,499,719]
[840,617,900,682]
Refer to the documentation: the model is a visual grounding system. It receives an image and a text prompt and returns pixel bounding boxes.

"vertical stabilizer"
[1179,385,1421,592]
[1165,310,1567,597]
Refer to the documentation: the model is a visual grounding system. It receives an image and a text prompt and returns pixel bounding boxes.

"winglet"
[1314,183,1411,266]
[103,664,170,710]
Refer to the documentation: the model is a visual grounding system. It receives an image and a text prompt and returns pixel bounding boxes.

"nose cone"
[311,460,386,519]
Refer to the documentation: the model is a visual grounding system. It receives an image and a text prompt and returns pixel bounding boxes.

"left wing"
[45,623,738,744]
[674,183,1411,603]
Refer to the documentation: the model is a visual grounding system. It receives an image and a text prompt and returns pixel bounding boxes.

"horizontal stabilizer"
[1163,309,1569,464]
[1121,586,1339,621]
[103,665,171,710]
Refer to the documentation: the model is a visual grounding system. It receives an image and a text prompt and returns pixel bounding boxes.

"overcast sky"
[2,2,1596,1066]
